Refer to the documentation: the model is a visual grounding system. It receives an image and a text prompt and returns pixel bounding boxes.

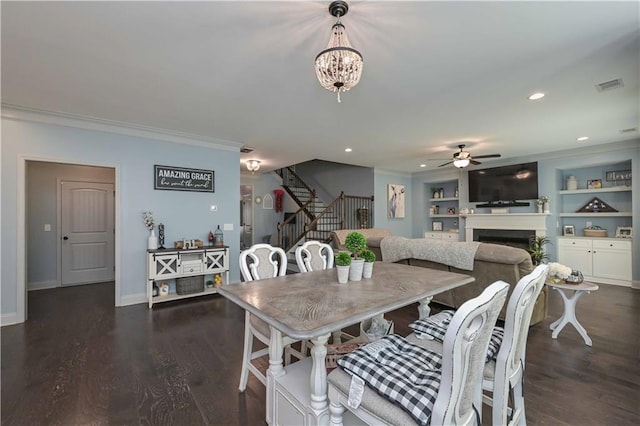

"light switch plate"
[223,223,233,231]
[44,224,51,232]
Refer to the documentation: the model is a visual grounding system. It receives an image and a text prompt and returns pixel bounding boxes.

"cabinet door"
[205,248,229,272]
[149,253,180,279]
[558,239,592,276]
[592,241,632,281]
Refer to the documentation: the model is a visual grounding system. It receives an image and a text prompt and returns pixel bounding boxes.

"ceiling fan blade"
[438,160,454,167]
[472,154,501,159]
[470,159,482,165]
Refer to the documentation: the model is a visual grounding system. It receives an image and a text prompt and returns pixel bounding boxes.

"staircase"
[275,167,374,266]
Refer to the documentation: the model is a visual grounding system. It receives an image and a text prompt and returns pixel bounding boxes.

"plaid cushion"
[410,312,504,362]
[336,334,442,426]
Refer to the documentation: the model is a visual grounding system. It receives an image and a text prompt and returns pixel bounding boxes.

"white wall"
[26,162,115,290]
[2,108,241,324]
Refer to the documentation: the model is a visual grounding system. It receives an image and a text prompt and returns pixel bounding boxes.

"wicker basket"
[176,276,204,295]
[583,229,607,237]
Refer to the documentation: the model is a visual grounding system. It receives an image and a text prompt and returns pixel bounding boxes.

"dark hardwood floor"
[2,281,639,425]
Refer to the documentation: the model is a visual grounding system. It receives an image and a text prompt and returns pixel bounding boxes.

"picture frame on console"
[563,225,575,236]
[587,179,602,189]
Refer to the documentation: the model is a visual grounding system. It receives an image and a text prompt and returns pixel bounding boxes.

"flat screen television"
[468,162,539,205]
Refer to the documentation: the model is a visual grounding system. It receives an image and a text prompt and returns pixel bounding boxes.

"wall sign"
[154,165,215,192]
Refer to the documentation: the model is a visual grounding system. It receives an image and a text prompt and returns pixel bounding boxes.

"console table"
[146,246,229,308]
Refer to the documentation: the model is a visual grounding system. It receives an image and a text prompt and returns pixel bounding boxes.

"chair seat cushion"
[336,334,442,425]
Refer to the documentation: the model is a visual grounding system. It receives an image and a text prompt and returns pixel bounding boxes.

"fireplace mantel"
[464,213,548,242]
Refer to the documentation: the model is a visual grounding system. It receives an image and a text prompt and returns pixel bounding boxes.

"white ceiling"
[2,1,639,173]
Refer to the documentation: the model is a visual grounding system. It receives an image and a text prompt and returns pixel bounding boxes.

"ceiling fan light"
[453,158,470,168]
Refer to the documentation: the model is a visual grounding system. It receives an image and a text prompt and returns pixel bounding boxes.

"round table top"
[545,280,599,292]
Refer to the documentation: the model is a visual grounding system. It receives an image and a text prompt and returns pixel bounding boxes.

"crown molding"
[1,103,243,152]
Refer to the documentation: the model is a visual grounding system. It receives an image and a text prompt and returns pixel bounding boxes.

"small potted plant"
[344,231,367,281]
[528,236,550,265]
[361,249,376,279]
[335,252,352,284]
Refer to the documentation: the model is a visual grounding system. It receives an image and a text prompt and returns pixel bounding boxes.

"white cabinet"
[558,238,631,286]
[424,231,460,241]
[147,247,229,308]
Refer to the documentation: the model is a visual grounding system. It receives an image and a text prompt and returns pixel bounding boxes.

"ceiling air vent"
[619,127,637,134]
[595,78,623,92]
[240,147,254,153]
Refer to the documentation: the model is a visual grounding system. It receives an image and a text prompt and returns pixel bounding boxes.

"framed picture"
[387,184,405,218]
[432,221,443,231]
[562,225,575,236]
[615,226,632,238]
[447,207,456,215]
[587,179,602,189]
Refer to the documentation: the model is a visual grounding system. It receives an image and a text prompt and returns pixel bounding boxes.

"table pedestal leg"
[267,326,284,425]
[550,288,592,346]
[308,333,331,426]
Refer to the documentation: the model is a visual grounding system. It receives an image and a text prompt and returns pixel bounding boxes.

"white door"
[61,181,115,286]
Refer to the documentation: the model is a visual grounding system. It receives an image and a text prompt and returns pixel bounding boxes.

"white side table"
[546,280,599,346]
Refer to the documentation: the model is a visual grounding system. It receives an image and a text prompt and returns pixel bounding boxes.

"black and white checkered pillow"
[410,312,504,362]
[336,334,442,425]
[408,310,455,342]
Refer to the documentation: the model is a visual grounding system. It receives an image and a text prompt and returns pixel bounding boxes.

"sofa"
[379,236,547,325]
[330,228,390,260]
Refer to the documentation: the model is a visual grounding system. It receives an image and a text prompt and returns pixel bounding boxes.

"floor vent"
[240,146,254,153]
[595,78,623,92]
[619,127,637,134]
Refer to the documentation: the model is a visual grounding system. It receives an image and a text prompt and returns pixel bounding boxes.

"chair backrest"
[239,243,287,281]
[495,264,548,381]
[432,280,510,426]
[295,241,334,273]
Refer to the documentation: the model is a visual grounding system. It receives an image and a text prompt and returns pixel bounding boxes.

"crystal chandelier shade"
[315,1,363,102]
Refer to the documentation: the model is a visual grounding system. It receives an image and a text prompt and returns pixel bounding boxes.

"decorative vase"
[566,175,578,190]
[543,202,550,214]
[336,265,350,284]
[148,229,158,250]
[537,204,543,214]
[349,259,365,281]
[363,261,374,279]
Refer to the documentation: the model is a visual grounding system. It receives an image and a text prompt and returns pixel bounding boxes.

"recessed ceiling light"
[345,148,352,152]
[577,136,589,141]
[420,164,426,168]
[528,92,545,100]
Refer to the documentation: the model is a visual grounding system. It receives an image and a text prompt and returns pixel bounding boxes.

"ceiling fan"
[437,144,502,168]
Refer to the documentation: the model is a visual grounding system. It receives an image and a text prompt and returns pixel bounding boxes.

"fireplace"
[474,228,535,250]
[464,213,547,243]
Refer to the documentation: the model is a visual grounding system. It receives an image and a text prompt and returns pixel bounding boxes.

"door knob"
[63,236,69,240]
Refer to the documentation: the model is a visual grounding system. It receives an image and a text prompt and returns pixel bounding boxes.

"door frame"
[57,178,115,287]
[17,155,121,323]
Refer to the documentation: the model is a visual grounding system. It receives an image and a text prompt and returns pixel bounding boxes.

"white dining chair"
[482,264,549,426]
[327,280,509,426]
[295,240,334,273]
[238,244,305,392]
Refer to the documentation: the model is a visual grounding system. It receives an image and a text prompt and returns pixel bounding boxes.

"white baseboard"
[119,293,147,307]
[1,312,21,326]
[28,280,58,291]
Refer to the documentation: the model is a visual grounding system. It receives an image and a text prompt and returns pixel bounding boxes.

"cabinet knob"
[610,244,613,247]
[63,236,69,240]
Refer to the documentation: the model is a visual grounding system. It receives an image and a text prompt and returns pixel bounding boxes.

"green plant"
[335,252,352,267]
[344,231,367,259]
[528,236,550,265]
[361,249,376,263]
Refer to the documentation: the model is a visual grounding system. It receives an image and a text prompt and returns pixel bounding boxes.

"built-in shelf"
[558,186,631,195]
[430,214,459,218]
[558,212,632,217]
[428,197,459,202]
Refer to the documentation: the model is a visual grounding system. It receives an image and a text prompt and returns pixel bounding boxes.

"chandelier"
[315,1,363,103]
[246,160,261,173]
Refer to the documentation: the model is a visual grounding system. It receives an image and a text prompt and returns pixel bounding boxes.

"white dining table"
[218,261,475,425]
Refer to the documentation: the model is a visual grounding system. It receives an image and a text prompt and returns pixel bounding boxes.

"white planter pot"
[349,259,365,282]
[543,202,550,214]
[363,262,374,279]
[336,265,350,284]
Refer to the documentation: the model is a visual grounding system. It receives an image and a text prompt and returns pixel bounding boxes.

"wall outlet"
[44,224,51,232]
[586,221,592,228]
